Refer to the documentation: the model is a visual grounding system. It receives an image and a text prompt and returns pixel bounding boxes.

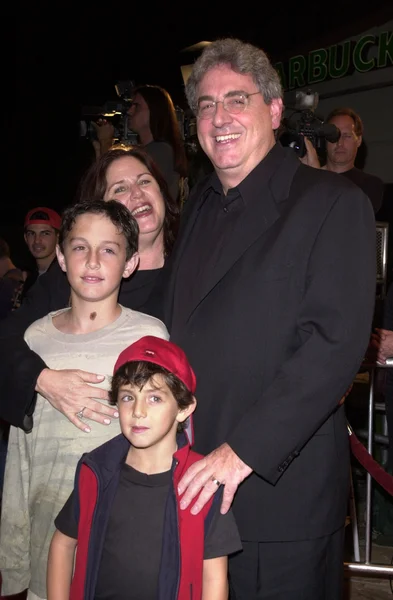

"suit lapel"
[168,145,301,326]
[190,146,301,316]
[193,184,281,312]
[165,178,212,329]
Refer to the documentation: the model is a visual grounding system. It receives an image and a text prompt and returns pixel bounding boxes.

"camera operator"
[300,107,384,214]
[93,85,188,207]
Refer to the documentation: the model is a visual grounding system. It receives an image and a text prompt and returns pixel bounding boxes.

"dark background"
[2,1,393,268]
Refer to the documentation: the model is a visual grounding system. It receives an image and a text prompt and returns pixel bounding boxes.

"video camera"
[176,107,199,157]
[278,90,340,158]
[79,80,138,146]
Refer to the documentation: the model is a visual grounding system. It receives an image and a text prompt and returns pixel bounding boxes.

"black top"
[341,167,384,214]
[20,268,39,302]
[145,141,180,204]
[56,463,241,600]
[0,260,165,430]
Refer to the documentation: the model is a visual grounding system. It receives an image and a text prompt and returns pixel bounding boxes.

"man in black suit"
[164,39,376,599]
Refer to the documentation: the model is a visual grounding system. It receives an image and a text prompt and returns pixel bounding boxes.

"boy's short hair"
[58,199,139,260]
[110,336,196,431]
[110,360,194,411]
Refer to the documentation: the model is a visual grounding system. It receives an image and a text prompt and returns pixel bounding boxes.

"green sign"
[275,30,392,90]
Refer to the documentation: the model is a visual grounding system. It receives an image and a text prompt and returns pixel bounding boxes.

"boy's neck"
[53,294,122,334]
[126,440,178,475]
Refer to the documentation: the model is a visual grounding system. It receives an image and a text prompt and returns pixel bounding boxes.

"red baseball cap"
[24,207,62,231]
[113,336,197,394]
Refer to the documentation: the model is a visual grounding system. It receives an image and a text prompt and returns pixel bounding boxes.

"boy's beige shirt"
[0,306,168,598]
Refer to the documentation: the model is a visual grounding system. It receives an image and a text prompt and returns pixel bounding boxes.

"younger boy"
[47,336,242,600]
[0,200,168,599]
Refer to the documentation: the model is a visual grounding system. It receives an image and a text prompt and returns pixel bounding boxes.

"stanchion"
[365,367,374,564]
[344,361,393,578]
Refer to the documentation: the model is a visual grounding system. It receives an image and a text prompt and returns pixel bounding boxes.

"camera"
[79,80,138,146]
[176,107,199,156]
[278,90,340,158]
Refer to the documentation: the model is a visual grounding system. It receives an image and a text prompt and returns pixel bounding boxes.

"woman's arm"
[0,260,117,432]
[202,556,229,600]
[47,529,77,600]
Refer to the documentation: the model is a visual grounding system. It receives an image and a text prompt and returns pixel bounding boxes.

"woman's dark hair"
[76,147,180,257]
[134,85,188,178]
[59,199,139,260]
[110,361,194,431]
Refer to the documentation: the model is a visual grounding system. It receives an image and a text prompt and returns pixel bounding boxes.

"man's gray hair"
[185,38,283,113]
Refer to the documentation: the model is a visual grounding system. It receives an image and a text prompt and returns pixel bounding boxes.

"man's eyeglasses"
[197,91,261,119]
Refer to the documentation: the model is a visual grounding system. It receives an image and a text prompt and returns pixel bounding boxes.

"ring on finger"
[210,476,221,487]
[76,407,86,419]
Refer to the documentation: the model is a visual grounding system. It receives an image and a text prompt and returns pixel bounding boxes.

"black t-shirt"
[341,167,384,214]
[55,463,241,600]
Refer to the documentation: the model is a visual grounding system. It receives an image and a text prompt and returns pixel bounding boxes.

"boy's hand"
[36,368,118,432]
[177,443,252,515]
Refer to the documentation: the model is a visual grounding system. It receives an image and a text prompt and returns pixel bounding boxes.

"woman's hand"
[36,368,119,432]
[91,119,115,157]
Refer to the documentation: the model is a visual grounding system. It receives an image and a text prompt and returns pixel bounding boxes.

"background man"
[302,107,384,214]
[22,207,61,299]
[164,38,376,599]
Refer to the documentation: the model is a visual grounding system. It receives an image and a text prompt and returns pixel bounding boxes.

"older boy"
[47,336,241,600]
[0,201,168,599]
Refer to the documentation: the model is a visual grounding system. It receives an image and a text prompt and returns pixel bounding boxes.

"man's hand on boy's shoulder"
[178,443,252,516]
[36,368,119,432]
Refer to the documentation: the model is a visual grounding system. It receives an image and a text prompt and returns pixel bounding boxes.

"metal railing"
[344,361,393,578]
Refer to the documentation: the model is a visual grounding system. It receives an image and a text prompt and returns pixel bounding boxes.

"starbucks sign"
[275,30,392,91]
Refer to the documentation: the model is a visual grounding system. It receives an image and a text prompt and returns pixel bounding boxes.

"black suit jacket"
[165,144,376,541]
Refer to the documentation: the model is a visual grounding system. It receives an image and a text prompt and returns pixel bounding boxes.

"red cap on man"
[113,336,197,394]
[24,207,62,231]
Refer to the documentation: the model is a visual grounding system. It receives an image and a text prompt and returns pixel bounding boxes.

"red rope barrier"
[348,427,393,496]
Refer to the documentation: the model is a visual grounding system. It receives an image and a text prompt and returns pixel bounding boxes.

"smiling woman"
[77,146,180,265]
[0,147,180,448]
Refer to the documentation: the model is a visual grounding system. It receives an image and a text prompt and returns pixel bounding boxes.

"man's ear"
[356,134,362,149]
[176,396,197,426]
[56,244,67,273]
[123,252,139,279]
[270,97,283,131]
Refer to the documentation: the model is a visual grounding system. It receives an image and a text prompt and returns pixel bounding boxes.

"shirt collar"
[205,142,286,204]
